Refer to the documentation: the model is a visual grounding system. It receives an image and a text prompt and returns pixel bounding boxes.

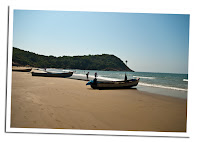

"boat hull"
[89,78,140,89]
[32,72,73,78]
[12,68,32,72]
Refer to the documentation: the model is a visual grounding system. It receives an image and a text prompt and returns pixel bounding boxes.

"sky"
[13,10,189,74]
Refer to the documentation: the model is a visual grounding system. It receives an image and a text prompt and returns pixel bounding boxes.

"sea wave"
[73,73,187,91]
[97,76,121,81]
[133,76,155,79]
[73,73,122,81]
[183,79,188,82]
[62,69,76,72]
[139,82,187,91]
[73,73,88,77]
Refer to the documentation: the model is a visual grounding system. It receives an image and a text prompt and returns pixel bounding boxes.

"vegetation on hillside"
[12,47,133,71]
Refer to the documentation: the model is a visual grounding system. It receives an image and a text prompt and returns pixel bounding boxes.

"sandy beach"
[11,70,187,132]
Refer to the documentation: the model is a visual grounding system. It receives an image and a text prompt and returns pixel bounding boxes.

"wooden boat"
[32,71,73,78]
[86,78,140,89]
[12,68,32,72]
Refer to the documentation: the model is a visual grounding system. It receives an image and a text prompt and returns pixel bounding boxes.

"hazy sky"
[13,10,189,74]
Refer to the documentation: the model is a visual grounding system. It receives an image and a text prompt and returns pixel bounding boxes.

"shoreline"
[137,85,187,100]
[34,67,188,98]
[68,74,187,100]
[12,66,188,100]
[11,70,187,132]
[69,76,187,100]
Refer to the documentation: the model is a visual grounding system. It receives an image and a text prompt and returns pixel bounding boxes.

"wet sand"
[11,70,187,132]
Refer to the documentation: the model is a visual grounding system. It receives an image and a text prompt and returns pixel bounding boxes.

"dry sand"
[11,70,187,132]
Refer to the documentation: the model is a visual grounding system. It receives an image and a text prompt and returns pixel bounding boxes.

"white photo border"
[6,5,190,138]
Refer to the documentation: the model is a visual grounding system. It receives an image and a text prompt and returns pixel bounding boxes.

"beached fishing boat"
[86,78,140,89]
[12,68,32,72]
[32,71,73,78]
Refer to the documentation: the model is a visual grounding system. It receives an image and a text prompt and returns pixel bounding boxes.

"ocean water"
[44,68,188,99]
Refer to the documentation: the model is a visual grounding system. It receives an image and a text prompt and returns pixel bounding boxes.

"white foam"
[97,76,121,81]
[183,79,188,82]
[73,73,89,77]
[62,69,75,72]
[73,73,121,81]
[139,82,187,91]
[133,76,155,79]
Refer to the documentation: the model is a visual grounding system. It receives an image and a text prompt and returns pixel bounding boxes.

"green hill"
[12,47,133,71]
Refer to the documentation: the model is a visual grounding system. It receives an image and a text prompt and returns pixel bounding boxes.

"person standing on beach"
[95,72,97,78]
[124,73,127,82]
[86,72,89,80]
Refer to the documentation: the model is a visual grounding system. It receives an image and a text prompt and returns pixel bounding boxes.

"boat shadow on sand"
[87,87,138,90]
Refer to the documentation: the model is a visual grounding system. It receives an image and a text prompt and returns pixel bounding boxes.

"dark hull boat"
[86,78,140,89]
[12,68,32,72]
[32,72,73,78]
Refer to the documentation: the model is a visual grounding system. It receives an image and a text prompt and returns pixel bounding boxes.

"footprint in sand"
[49,113,54,117]
[56,119,61,122]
